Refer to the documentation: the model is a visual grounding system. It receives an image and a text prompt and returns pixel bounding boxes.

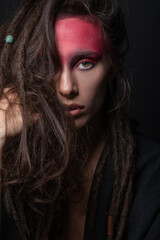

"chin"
[73,116,89,129]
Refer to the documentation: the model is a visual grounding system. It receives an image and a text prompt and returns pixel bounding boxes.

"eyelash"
[75,59,96,70]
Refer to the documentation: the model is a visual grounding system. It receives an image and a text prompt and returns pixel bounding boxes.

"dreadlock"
[1,1,74,239]
[85,72,135,240]
[0,0,135,240]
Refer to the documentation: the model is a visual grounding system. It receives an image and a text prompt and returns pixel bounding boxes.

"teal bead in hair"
[5,35,14,43]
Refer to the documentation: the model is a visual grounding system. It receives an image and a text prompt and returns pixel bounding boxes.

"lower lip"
[69,108,84,117]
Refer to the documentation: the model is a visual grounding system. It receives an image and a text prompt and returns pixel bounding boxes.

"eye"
[76,60,94,70]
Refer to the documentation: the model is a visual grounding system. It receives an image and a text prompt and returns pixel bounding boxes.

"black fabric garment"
[1,200,21,240]
[124,135,160,240]
[84,135,160,240]
[1,135,160,240]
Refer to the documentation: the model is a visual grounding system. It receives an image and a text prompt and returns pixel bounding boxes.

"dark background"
[0,0,160,142]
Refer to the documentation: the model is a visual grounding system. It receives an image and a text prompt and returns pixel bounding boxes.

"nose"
[58,66,78,98]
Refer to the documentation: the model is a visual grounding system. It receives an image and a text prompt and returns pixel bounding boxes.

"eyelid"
[74,58,97,70]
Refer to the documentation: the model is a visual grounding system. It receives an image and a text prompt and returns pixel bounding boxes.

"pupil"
[82,62,89,67]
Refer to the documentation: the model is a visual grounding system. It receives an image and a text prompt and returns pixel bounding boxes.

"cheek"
[90,80,107,110]
[77,66,107,104]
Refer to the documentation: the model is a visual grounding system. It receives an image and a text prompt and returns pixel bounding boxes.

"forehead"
[55,17,106,58]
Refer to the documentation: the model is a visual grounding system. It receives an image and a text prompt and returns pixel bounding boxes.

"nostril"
[70,90,78,96]
[60,89,78,98]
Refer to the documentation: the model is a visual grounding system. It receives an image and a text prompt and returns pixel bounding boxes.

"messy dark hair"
[0,0,134,240]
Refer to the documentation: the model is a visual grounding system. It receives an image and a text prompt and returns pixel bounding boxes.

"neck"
[77,112,106,176]
[79,110,105,147]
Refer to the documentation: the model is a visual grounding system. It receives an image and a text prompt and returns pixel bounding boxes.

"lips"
[64,104,84,117]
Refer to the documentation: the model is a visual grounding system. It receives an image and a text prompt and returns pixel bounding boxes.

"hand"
[0,88,23,147]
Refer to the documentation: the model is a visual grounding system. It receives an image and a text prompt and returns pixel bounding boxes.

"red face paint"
[55,17,106,66]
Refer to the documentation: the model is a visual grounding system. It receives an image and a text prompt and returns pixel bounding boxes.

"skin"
[55,17,111,240]
[0,17,111,240]
[0,18,110,162]
[55,17,109,129]
[0,90,22,145]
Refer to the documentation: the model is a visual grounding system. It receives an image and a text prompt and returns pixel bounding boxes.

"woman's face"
[55,17,109,129]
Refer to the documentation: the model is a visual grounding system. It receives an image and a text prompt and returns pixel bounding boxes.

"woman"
[1,0,160,240]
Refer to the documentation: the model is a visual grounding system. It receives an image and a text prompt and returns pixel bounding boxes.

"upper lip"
[64,104,84,111]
